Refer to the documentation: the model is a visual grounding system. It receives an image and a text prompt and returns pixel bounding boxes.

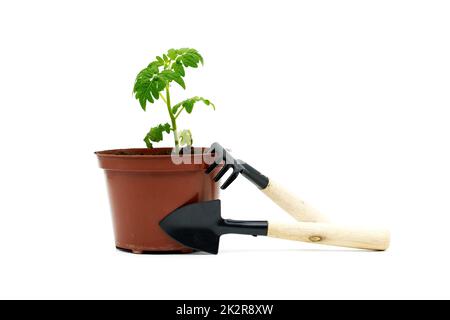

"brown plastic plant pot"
[95,148,220,254]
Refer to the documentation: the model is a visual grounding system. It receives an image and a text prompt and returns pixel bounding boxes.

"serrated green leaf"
[139,96,147,111]
[173,61,185,76]
[133,63,164,110]
[172,103,181,114]
[143,137,153,148]
[167,48,178,60]
[172,96,215,115]
[155,56,164,65]
[173,75,185,89]
[144,123,171,148]
[150,82,160,101]
[184,100,194,113]
[159,70,186,89]
[147,61,160,71]
[181,55,198,68]
[196,53,204,65]
[156,77,166,91]
[159,70,177,80]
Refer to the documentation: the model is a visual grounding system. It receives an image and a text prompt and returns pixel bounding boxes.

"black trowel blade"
[159,200,223,254]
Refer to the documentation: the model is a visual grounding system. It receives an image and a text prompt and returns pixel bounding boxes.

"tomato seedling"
[133,48,215,151]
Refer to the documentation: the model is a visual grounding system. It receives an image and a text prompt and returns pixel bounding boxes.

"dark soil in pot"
[95,148,219,254]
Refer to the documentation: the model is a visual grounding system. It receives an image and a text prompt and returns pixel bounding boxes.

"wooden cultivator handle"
[262,180,329,223]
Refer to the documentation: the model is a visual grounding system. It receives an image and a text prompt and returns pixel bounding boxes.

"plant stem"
[159,93,167,104]
[165,84,179,151]
[174,106,184,119]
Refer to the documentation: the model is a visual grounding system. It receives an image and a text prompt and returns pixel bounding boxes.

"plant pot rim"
[95,147,212,158]
[95,147,215,172]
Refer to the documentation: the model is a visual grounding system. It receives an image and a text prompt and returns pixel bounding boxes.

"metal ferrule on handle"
[240,162,269,189]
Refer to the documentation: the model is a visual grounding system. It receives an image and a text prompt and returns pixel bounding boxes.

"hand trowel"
[160,200,390,254]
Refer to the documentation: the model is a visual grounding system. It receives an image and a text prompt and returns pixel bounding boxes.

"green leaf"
[155,56,164,65]
[172,96,216,115]
[165,48,204,70]
[181,55,198,68]
[159,70,186,89]
[139,96,147,110]
[149,82,160,101]
[172,75,185,89]
[159,70,177,80]
[178,129,193,147]
[186,48,204,65]
[144,138,153,148]
[173,61,185,77]
[167,48,178,60]
[133,61,166,111]
[183,100,194,113]
[143,123,171,148]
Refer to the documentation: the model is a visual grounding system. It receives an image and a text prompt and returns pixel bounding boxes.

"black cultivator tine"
[205,142,224,174]
[220,170,240,190]
[205,142,252,189]
[205,160,220,174]
[214,164,232,182]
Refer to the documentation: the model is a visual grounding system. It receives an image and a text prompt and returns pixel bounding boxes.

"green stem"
[165,84,179,151]
[174,106,184,119]
[159,93,167,104]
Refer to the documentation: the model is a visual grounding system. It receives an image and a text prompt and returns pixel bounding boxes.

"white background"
[0,0,449,299]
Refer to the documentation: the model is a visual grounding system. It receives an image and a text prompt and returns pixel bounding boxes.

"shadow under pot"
[95,148,219,254]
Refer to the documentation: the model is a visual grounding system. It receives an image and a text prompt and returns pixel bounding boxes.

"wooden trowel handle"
[268,221,390,251]
[262,179,330,223]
